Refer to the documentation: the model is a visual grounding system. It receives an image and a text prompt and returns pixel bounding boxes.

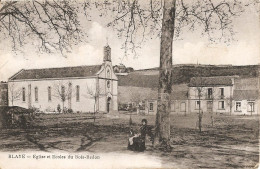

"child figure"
[128,119,150,152]
[128,127,136,146]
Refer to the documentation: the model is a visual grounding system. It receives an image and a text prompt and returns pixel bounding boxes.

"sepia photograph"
[0,0,259,168]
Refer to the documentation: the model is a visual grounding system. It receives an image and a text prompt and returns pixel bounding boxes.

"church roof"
[9,65,102,80]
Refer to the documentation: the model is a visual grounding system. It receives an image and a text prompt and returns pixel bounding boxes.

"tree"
[191,77,205,133]
[129,91,142,113]
[0,0,83,56]
[153,0,175,150]
[85,84,105,122]
[52,81,74,113]
[226,96,235,115]
[1,0,258,150]
[248,101,254,116]
[102,0,257,150]
[207,86,217,127]
[8,82,22,106]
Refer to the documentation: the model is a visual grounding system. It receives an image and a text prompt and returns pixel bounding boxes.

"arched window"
[107,69,110,78]
[61,86,65,101]
[35,87,38,101]
[107,81,110,88]
[48,86,51,101]
[22,87,26,102]
[76,85,80,102]
[68,83,72,100]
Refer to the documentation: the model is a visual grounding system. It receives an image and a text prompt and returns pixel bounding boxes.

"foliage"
[0,0,258,56]
[57,104,61,113]
[68,108,73,114]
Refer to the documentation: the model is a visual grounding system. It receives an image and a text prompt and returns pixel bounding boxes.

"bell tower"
[103,45,111,62]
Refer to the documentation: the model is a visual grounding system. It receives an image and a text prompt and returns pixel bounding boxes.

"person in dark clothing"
[128,119,152,152]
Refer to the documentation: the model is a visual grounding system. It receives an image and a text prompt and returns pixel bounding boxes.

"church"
[8,46,118,113]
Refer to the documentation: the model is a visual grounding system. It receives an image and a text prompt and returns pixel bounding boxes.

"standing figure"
[128,119,152,152]
[198,111,203,132]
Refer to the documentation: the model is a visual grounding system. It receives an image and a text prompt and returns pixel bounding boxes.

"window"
[180,102,186,112]
[195,88,202,98]
[107,80,110,88]
[218,101,225,109]
[171,102,175,112]
[34,87,38,101]
[235,102,241,111]
[207,88,212,99]
[76,85,80,102]
[149,103,154,111]
[195,101,200,109]
[195,89,199,98]
[220,88,224,98]
[35,87,38,102]
[68,83,72,100]
[61,86,65,101]
[107,69,110,78]
[248,102,255,112]
[22,87,26,102]
[48,86,51,101]
[207,101,213,110]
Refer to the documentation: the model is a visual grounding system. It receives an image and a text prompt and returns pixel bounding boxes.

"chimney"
[103,45,111,62]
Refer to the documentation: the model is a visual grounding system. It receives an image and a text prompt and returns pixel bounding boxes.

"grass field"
[0,111,259,168]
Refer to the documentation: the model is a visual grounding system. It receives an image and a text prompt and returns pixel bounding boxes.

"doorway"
[107,97,111,113]
[207,101,213,112]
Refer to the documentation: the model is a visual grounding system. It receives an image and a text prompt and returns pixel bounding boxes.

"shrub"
[68,108,73,113]
[57,104,61,113]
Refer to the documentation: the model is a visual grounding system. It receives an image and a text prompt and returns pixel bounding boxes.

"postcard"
[0,0,259,169]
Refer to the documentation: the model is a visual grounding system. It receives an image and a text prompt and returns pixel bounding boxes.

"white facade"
[233,100,258,115]
[8,47,118,113]
[189,86,233,114]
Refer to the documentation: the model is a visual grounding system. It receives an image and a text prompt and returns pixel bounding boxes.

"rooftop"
[233,90,259,100]
[118,72,159,88]
[9,65,102,80]
[189,76,234,87]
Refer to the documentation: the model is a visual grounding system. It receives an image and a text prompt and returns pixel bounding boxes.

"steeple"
[103,45,111,62]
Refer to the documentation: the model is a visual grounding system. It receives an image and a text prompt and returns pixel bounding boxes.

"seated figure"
[128,119,153,152]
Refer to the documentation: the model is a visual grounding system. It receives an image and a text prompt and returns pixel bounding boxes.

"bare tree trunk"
[62,101,64,113]
[154,0,176,151]
[11,96,14,106]
[198,93,202,132]
[28,84,31,109]
[94,98,96,123]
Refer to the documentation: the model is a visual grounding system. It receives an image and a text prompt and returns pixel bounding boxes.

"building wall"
[8,77,118,113]
[97,79,118,112]
[189,86,233,114]
[145,100,157,115]
[112,81,118,111]
[8,78,99,112]
[232,100,258,115]
[97,61,118,112]
[8,59,118,113]
[0,82,8,106]
[171,100,189,115]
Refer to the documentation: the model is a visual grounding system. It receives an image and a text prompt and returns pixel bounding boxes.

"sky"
[0,1,259,81]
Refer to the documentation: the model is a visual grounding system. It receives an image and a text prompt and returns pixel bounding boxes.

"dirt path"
[0,114,258,168]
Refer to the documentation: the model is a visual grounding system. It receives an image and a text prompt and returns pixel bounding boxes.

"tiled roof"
[170,91,188,100]
[234,78,259,90]
[118,72,159,88]
[9,65,102,80]
[118,85,188,103]
[189,76,233,87]
[233,90,259,100]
